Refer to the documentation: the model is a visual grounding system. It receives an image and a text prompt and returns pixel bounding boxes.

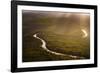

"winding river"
[33,33,84,59]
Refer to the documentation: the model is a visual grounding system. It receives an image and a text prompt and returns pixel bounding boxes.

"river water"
[33,33,84,59]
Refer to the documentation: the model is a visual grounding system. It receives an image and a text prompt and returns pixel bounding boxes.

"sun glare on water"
[81,29,88,38]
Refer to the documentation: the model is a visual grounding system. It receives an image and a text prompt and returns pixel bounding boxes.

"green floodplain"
[22,10,90,62]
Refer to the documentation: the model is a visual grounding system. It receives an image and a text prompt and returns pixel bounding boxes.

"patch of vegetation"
[23,31,90,62]
[38,31,90,59]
